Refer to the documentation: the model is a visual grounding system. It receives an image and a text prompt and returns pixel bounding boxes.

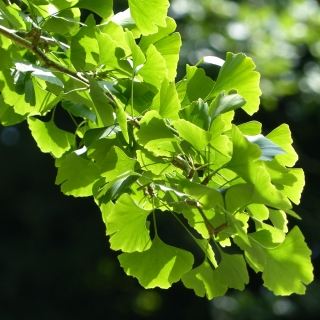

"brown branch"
[3,0,11,5]
[0,25,89,86]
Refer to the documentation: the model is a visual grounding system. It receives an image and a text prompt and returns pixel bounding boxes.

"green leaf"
[119,235,194,288]
[1,71,59,116]
[128,0,169,35]
[233,236,267,273]
[115,102,129,143]
[136,149,175,175]
[139,45,167,88]
[70,16,99,71]
[245,134,285,161]
[55,152,100,197]
[266,124,298,167]
[28,117,74,158]
[15,62,64,87]
[195,239,217,267]
[75,0,113,19]
[181,261,228,299]
[207,53,262,115]
[179,99,210,131]
[226,126,291,210]
[125,30,145,71]
[208,90,246,119]
[149,78,181,119]
[99,146,136,182]
[139,17,181,81]
[110,9,141,38]
[88,77,114,127]
[181,66,215,106]
[247,203,269,221]
[106,194,152,252]
[96,32,130,74]
[237,121,262,136]
[172,119,212,151]
[181,180,224,210]
[98,173,140,203]
[0,35,13,71]
[268,209,288,233]
[215,252,249,290]
[61,100,96,123]
[262,226,313,295]
[135,110,179,156]
[249,221,285,249]
[0,95,25,126]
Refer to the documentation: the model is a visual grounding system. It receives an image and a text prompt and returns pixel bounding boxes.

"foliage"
[170,0,320,111]
[0,0,313,299]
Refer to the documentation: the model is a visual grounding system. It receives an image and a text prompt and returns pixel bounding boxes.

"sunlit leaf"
[99,146,136,182]
[135,110,179,156]
[106,194,152,252]
[149,78,180,119]
[119,235,194,288]
[182,261,228,299]
[55,152,100,197]
[128,0,169,35]
[207,53,261,115]
[28,117,74,158]
[172,119,212,151]
[262,226,313,295]
[215,252,249,290]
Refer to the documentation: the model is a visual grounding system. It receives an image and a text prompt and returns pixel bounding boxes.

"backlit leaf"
[128,0,169,35]
[119,235,194,288]
[182,261,228,299]
[262,226,313,295]
[28,117,74,158]
[107,194,152,252]
[207,53,261,115]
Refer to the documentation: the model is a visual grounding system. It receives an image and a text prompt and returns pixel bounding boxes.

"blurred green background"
[1,0,319,319]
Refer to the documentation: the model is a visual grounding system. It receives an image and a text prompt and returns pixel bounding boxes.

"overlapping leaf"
[55,152,100,197]
[28,117,74,158]
[128,0,169,35]
[207,53,262,115]
[106,194,152,252]
[119,235,194,288]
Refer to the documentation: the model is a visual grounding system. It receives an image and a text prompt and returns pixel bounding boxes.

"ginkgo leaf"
[128,0,169,35]
[266,124,298,167]
[75,0,113,19]
[106,194,152,252]
[245,134,285,161]
[215,252,249,290]
[233,236,267,273]
[99,146,136,182]
[172,119,212,151]
[262,226,313,295]
[139,17,181,81]
[119,235,194,288]
[136,149,175,175]
[28,117,74,158]
[180,65,215,106]
[55,152,100,197]
[181,260,228,299]
[149,78,181,119]
[208,90,246,119]
[207,53,261,115]
[15,62,64,87]
[135,110,180,156]
[139,45,168,88]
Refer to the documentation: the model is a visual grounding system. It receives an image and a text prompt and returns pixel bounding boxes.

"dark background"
[1,0,320,319]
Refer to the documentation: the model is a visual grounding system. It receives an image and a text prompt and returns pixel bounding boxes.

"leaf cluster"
[0,0,313,298]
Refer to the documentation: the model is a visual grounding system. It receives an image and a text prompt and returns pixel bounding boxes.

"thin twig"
[0,25,89,86]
